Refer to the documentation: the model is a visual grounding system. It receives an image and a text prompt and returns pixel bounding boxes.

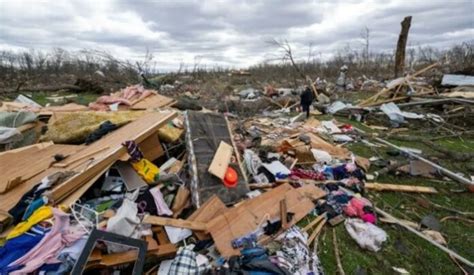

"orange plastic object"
[223,167,238,188]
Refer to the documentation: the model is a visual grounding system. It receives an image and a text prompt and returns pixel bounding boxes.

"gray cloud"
[0,0,472,70]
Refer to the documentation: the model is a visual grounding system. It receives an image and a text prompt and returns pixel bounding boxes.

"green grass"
[26,91,99,106]
[305,108,474,274]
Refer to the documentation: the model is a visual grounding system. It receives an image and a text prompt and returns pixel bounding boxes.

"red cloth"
[290,168,325,181]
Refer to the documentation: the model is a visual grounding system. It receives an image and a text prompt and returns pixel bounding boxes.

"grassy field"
[302,97,474,274]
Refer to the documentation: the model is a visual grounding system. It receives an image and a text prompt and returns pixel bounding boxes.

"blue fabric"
[0,225,50,273]
[23,197,45,220]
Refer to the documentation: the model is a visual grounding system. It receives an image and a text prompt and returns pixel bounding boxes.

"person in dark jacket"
[300,86,314,118]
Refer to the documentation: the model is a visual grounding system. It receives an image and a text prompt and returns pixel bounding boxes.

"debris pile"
[0,75,473,275]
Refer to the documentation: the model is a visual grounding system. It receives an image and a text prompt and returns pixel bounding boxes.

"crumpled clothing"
[132,158,160,184]
[0,224,51,272]
[244,149,263,176]
[7,183,44,225]
[149,186,173,216]
[344,197,372,218]
[122,140,144,162]
[84,120,118,144]
[270,226,324,275]
[344,197,376,224]
[106,198,141,253]
[7,205,53,240]
[290,168,325,181]
[22,197,46,220]
[169,245,210,275]
[9,208,86,274]
[330,164,364,181]
[344,218,387,252]
[53,235,88,275]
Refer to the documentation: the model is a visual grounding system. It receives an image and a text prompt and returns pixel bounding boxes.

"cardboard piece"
[115,161,148,191]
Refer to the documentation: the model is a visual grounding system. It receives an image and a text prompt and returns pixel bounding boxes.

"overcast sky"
[0,0,473,71]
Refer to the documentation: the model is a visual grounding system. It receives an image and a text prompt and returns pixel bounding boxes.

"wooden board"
[51,111,177,202]
[137,133,164,161]
[208,141,233,179]
[0,143,84,193]
[143,215,207,231]
[207,183,326,257]
[131,93,176,110]
[187,195,228,240]
[187,195,227,222]
[61,163,112,206]
[365,183,438,194]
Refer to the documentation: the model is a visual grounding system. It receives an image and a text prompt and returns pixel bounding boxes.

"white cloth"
[106,198,141,253]
[344,218,387,252]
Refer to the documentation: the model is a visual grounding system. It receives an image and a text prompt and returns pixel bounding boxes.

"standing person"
[300,86,314,119]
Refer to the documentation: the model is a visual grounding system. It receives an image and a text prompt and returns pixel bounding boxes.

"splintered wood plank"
[0,143,84,193]
[207,183,326,257]
[143,215,207,231]
[208,141,233,180]
[365,183,437,194]
[51,111,176,202]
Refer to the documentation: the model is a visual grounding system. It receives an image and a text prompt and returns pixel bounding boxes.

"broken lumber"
[51,112,177,202]
[365,183,437,194]
[143,215,207,231]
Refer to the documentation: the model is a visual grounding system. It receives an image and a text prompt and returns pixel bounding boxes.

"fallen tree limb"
[355,127,473,186]
[375,207,474,267]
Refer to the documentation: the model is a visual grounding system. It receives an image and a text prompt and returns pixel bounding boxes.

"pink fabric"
[9,208,85,274]
[96,95,132,106]
[88,85,154,111]
[149,186,173,216]
[362,213,376,224]
[344,197,371,218]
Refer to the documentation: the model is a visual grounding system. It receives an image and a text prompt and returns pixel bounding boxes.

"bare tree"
[267,38,306,79]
